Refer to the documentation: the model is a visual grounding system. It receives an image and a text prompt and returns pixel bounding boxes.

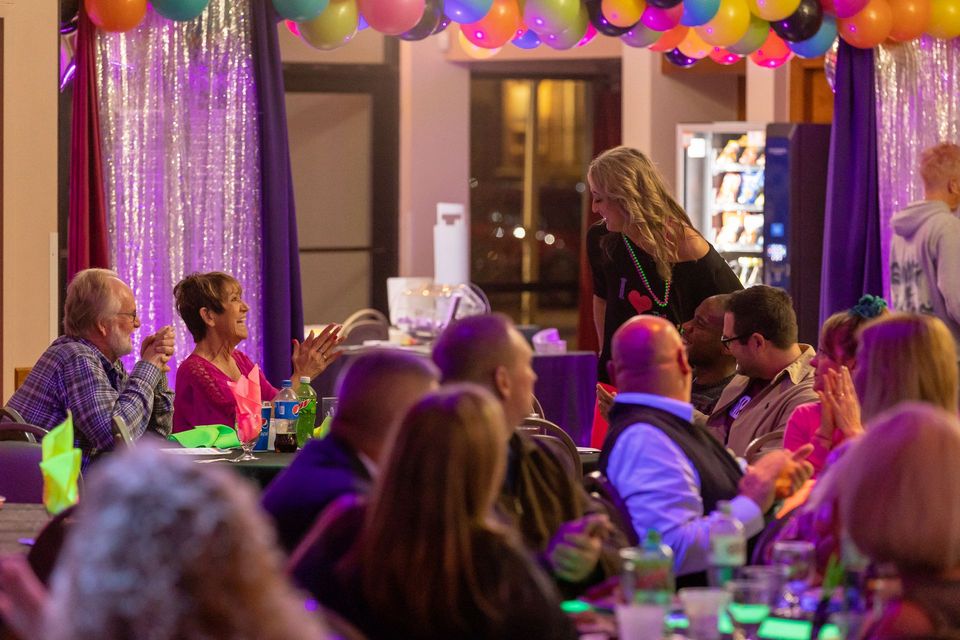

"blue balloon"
[446,0,494,23]
[786,14,836,58]
[680,0,720,26]
[358,14,369,30]
[152,0,211,21]
[512,28,542,48]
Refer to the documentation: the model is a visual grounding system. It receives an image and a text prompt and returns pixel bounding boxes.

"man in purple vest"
[600,315,812,584]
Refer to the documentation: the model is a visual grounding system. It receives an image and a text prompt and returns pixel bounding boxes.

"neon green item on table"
[167,425,241,449]
[40,411,81,515]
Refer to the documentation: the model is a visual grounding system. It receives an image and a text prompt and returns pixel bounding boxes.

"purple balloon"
[512,27,543,48]
[666,47,699,66]
[586,0,635,35]
[446,0,494,23]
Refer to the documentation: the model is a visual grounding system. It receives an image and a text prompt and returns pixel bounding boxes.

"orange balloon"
[927,0,960,38]
[838,0,893,47]
[462,0,523,48]
[709,46,742,63]
[678,27,712,57]
[86,0,148,32]
[649,24,689,50]
[888,0,930,41]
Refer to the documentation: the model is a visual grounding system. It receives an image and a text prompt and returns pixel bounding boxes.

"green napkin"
[40,411,81,515]
[167,425,241,449]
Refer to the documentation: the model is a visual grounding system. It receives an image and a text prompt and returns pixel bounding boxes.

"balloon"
[786,13,836,56]
[512,26,543,46]
[727,15,770,52]
[747,0,801,21]
[649,23,689,48]
[833,0,868,17]
[838,0,892,47]
[621,21,663,44]
[358,14,369,28]
[587,0,636,34]
[299,0,359,49]
[524,0,582,34]
[771,0,822,40]
[457,28,503,56]
[87,0,147,31]
[709,46,743,62]
[271,0,328,21]
[887,0,929,40]
[462,0,522,47]
[602,0,647,26]
[357,0,424,35]
[648,0,682,8]
[542,4,590,46]
[152,0,210,20]
[579,22,600,44]
[696,0,750,44]
[824,38,838,90]
[749,29,792,65]
[398,0,444,39]
[447,0,495,22]
[433,14,452,32]
[666,47,700,65]
[285,19,302,35]
[678,25,713,54]
[681,0,721,26]
[927,0,960,38]
[642,3,683,29]
[821,0,837,13]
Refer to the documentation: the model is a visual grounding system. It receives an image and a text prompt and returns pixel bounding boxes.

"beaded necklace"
[622,234,671,308]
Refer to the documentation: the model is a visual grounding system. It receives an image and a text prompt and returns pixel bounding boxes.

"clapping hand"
[739,445,814,513]
[292,324,343,382]
[596,385,617,421]
[141,325,175,372]
[818,366,862,441]
[547,514,613,583]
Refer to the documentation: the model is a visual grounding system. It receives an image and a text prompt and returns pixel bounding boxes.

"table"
[0,503,50,554]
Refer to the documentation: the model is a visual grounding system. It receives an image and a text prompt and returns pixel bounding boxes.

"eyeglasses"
[720,333,750,350]
[116,310,138,321]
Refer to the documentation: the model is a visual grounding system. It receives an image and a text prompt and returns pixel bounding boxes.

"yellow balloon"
[457,29,503,58]
[677,26,713,57]
[299,0,359,50]
[696,0,751,45]
[601,0,647,27]
[927,0,960,38]
[747,0,801,21]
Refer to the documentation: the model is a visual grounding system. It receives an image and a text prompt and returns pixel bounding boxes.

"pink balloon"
[357,0,425,35]
[833,0,868,18]
[642,4,684,30]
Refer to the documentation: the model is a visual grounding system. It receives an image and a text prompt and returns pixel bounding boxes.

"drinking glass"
[321,397,339,419]
[232,426,259,462]
[725,579,776,640]
[771,541,816,618]
[678,587,730,640]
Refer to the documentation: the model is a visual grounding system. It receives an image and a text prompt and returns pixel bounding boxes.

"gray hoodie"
[889,200,960,349]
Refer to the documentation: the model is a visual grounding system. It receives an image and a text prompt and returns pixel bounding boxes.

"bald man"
[262,350,439,552]
[600,315,812,584]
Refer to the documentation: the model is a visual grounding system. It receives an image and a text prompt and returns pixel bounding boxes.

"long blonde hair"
[588,146,695,280]
[854,312,959,422]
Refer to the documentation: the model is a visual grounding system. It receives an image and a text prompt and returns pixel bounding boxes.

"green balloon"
[152,0,210,21]
[272,0,329,21]
[299,0,359,50]
[542,4,588,49]
[727,15,769,54]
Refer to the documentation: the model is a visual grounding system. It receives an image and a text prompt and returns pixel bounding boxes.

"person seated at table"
[261,349,439,552]
[289,385,577,640]
[172,271,342,431]
[782,295,886,476]
[7,268,174,471]
[0,444,329,640]
[836,403,960,639]
[602,315,813,585]
[432,313,629,597]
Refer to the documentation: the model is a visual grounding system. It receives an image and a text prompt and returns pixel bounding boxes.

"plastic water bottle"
[620,529,675,606]
[295,376,317,449]
[707,500,746,587]
[273,380,298,453]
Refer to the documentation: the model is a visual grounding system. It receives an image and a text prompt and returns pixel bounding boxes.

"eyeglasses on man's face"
[719,333,750,351]
[116,310,138,321]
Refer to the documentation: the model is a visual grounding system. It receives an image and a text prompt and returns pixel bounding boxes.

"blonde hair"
[588,146,695,280]
[919,142,960,191]
[838,402,960,574]
[854,313,959,422]
[63,268,122,336]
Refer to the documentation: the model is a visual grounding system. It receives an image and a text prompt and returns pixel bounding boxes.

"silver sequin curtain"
[875,37,960,296]
[95,2,263,381]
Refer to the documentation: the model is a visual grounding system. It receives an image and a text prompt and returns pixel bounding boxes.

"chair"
[112,415,134,449]
[744,429,785,463]
[583,470,639,546]
[0,406,29,442]
[341,309,389,346]
[0,423,49,503]
[520,417,582,478]
[530,395,545,419]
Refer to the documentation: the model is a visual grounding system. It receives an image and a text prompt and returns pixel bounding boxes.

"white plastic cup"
[614,603,666,640]
[678,587,731,640]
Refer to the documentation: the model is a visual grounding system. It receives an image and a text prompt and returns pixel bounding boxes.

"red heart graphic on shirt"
[628,290,653,314]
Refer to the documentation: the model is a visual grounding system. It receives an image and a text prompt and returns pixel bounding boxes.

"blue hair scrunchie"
[849,294,887,319]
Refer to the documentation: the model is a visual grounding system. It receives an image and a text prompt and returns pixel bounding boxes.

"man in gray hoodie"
[890,142,960,350]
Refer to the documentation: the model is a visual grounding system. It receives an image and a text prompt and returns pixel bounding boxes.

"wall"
[0,0,58,400]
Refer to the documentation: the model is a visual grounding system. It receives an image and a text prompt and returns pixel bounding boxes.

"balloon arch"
[77,0,960,68]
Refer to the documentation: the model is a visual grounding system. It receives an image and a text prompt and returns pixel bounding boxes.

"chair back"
[530,395,545,419]
[0,406,30,442]
[520,417,582,477]
[112,415,135,449]
[0,423,49,503]
[744,429,785,464]
[341,309,390,346]
[583,470,639,546]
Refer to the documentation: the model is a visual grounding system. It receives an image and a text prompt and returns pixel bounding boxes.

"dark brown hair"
[173,272,240,342]
[726,285,798,349]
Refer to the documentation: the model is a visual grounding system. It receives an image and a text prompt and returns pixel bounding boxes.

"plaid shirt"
[8,336,174,471]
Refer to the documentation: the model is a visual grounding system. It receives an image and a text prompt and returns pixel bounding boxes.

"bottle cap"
[281,380,292,387]
[299,376,311,384]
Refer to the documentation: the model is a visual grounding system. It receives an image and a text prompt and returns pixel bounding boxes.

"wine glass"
[771,541,815,618]
[231,419,262,463]
[725,579,777,640]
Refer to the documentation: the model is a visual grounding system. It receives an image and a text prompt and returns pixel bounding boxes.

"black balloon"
[647,0,684,9]
[60,0,79,33]
[585,0,636,36]
[665,47,699,67]
[771,0,823,42]
[399,0,445,41]
[433,14,452,34]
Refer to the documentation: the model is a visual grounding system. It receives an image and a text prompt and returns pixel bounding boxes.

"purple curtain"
[819,41,884,324]
[250,0,304,385]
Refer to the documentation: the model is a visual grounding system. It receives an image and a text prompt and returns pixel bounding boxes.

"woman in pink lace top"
[172,272,341,432]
